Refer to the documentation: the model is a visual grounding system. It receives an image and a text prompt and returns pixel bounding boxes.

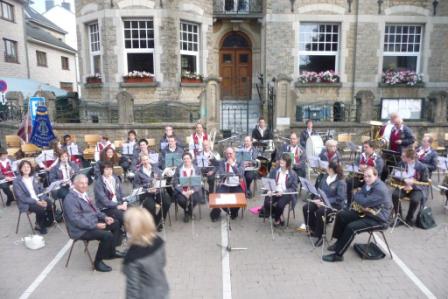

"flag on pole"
[30,105,56,147]
[17,112,32,143]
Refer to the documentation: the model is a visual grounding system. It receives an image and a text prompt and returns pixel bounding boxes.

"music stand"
[389,166,413,232]
[210,193,247,252]
[152,176,171,238]
[298,176,321,247]
[123,187,144,205]
[236,151,252,163]
[165,153,182,168]
[261,178,277,240]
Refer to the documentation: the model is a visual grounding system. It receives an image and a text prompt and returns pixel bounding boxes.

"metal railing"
[213,0,263,16]
[0,103,24,123]
[295,102,358,123]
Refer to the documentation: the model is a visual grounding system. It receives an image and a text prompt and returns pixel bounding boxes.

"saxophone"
[350,201,381,218]
[388,178,431,194]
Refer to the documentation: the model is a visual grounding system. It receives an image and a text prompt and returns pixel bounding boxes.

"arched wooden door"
[219,32,252,100]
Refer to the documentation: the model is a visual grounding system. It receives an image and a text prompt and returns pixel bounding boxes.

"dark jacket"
[277,143,307,172]
[49,161,80,183]
[268,167,298,207]
[237,146,259,163]
[133,166,162,189]
[63,189,106,239]
[355,152,384,175]
[317,174,346,210]
[217,160,244,177]
[159,146,184,170]
[416,146,438,177]
[390,125,415,153]
[12,175,48,212]
[353,179,392,223]
[94,175,124,210]
[299,129,316,148]
[251,126,273,141]
[319,149,342,164]
[172,164,203,196]
[122,236,169,299]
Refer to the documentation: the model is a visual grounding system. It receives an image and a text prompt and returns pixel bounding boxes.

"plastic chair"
[63,215,95,270]
[12,186,36,234]
[21,144,41,157]
[5,135,21,148]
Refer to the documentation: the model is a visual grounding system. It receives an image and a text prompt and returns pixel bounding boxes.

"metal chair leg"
[286,203,291,227]
[26,213,36,234]
[0,191,5,207]
[83,241,95,270]
[379,231,393,259]
[65,240,76,267]
[15,212,21,234]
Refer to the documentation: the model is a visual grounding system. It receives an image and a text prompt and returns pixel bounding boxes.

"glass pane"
[181,55,197,73]
[140,40,147,48]
[148,40,154,48]
[93,55,101,74]
[222,33,249,48]
[125,30,130,38]
[127,53,154,73]
[299,55,336,73]
[132,30,138,38]
[132,40,139,48]
[125,40,131,48]
[382,56,417,72]
[223,54,232,63]
[240,54,249,63]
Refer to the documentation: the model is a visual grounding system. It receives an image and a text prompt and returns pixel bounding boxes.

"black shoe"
[211,217,220,222]
[314,238,323,247]
[95,260,112,272]
[405,219,414,227]
[35,226,47,235]
[6,200,12,207]
[322,253,344,262]
[327,244,337,252]
[230,213,238,220]
[183,214,190,223]
[113,250,126,259]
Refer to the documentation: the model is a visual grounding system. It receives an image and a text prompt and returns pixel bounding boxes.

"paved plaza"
[1,175,447,299]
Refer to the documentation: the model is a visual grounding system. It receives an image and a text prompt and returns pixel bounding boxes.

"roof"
[24,5,67,34]
[0,77,68,98]
[26,23,76,53]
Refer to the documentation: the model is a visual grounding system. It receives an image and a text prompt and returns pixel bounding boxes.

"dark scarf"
[123,236,164,265]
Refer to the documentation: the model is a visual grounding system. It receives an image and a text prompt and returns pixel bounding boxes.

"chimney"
[45,0,54,11]
[61,1,71,12]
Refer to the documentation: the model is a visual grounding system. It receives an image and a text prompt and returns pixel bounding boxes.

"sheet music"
[308,157,319,168]
[149,153,159,164]
[345,165,359,173]
[319,160,329,169]
[153,179,167,188]
[226,176,240,186]
[196,155,209,168]
[216,194,237,205]
[67,144,80,156]
[122,143,133,155]
[35,150,55,164]
[392,169,413,180]
[261,178,276,192]
[437,157,448,170]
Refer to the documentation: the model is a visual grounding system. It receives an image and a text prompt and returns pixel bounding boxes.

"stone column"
[275,74,293,127]
[34,91,56,121]
[5,91,24,107]
[428,91,448,123]
[116,91,134,124]
[355,90,375,122]
[204,76,221,131]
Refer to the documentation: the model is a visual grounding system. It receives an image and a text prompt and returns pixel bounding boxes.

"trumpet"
[351,201,381,217]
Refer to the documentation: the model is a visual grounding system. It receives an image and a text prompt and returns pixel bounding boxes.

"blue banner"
[30,106,56,147]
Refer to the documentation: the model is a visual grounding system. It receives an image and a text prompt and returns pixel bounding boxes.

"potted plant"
[181,71,203,83]
[123,71,154,83]
[86,73,102,84]
[381,70,423,86]
[298,70,340,84]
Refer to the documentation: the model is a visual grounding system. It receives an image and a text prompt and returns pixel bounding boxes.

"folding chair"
[12,186,36,234]
[21,144,41,157]
[361,225,393,259]
[63,215,95,270]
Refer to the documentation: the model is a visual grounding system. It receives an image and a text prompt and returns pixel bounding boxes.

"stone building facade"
[75,0,448,134]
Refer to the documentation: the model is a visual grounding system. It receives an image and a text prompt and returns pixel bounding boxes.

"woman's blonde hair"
[124,207,157,246]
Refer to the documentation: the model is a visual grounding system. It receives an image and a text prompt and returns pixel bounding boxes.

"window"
[123,19,154,74]
[180,21,200,74]
[88,23,101,74]
[3,38,17,62]
[36,51,47,67]
[299,23,340,73]
[1,1,14,22]
[224,0,249,13]
[61,56,69,70]
[60,82,73,92]
[383,24,423,72]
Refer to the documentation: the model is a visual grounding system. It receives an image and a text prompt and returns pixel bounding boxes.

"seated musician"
[36,139,60,172]
[277,132,307,178]
[94,161,127,227]
[346,140,384,206]
[173,152,204,223]
[416,135,438,178]
[378,112,397,146]
[240,136,259,198]
[49,150,79,201]
[120,130,138,175]
[13,160,52,235]
[94,136,114,162]
[94,146,120,179]
[0,148,16,206]
[319,139,342,164]
[61,134,83,166]
[391,148,429,226]
[132,139,154,171]
[323,167,392,262]
[63,174,124,272]
[160,136,184,170]
[388,115,415,154]
[210,147,244,221]
[251,117,273,141]
[300,119,316,148]
[189,122,207,158]
[160,125,183,151]
[303,162,346,247]
[198,140,219,193]
[133,154,169,231]
[263,153,297,227]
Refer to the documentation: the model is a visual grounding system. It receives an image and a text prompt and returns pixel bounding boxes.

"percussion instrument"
[306,135,324,158]
[256,156,270,177]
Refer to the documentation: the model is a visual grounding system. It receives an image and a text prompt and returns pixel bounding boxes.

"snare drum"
[306,135,324,158]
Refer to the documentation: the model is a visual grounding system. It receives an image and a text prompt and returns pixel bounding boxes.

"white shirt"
[382,122,394,142]
[276,169,288,192]
[103,175,117,202]
[224,161,239,186]
[22,176,39,201]
[326,174,337,186]
[73,188,90,203]
[405,162,416,178]
[307,129,313,136]
[181,166,194,177]
[258,126,265,137]
[142,165,152,178]
[59,162,72,181]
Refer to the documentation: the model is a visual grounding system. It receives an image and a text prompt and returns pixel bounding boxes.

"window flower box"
[86,74,102,84]
[381,70,423,86]
[181,71,203,83]
[297,71,340,84]
[123,71,154,83]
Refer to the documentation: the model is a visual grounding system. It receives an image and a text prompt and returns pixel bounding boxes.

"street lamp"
[433,0,439,16]
[290,0,296,13]
[377,0,383,14]
[347,0,353,13]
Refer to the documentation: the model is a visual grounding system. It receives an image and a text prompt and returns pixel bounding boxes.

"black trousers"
[292,166,306,179]
[206,175,215,194]
[210,185,241,220]
[52,185,70,202]
[175,191,201,215]
[102,207,125,228]
[28,199,53,228]
[119,155,133,173]
[302,202,333,238]
[263,194,293,222]
[80,221,121,262]
[141,192,171,225]
[392,188,424,222]
[332,210,384,256]
[0,181,14,204]
[346,176,364,207]
[244,171,257,195]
